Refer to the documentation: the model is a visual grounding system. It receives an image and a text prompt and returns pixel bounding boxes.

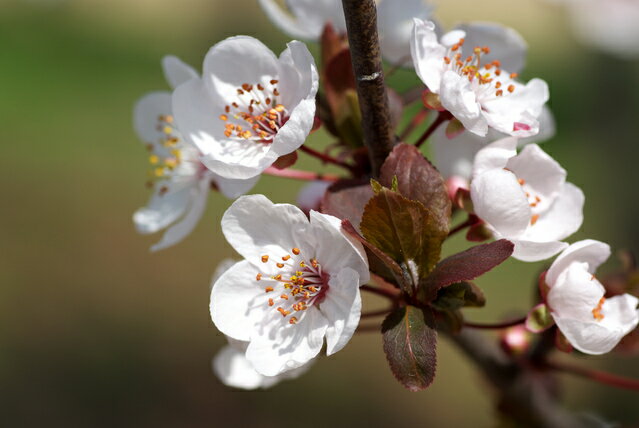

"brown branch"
[545,360,639,391]
[341,0,395,177]
[446,330,588,428]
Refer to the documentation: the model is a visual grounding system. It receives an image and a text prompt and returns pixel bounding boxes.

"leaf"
[420,239,514,301]
[341,220,409,289]
[321,178,373,231]
[525,303,554,333]
[379,143,451,234]
[431,281,486,312]
[382,305,438,392]
[360,188,448,294]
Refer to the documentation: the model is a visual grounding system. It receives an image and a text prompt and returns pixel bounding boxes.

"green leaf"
[382,306,438,392]
[370,179,383,195]
[525,303,554,333]
[431,281,486,312]
[360,188,448,295]
[379,143,451,235]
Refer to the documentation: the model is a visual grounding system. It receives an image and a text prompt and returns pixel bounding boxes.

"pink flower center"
[218,80,290,144]
[257,247,329,325]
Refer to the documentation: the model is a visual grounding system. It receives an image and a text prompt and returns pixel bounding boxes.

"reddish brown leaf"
[322,179,373,231]
[382,305,438,392]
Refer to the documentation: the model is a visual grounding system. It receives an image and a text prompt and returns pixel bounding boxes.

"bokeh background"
[2,0,639,426]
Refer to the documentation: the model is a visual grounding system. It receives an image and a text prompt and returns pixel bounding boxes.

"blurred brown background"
[2,0,639,426]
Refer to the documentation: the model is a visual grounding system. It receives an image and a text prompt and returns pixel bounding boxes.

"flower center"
[443,37,518,98]
[257,247,329,325]
[592,297,606,321]
[218,80,290,144]
[504,171,545,225]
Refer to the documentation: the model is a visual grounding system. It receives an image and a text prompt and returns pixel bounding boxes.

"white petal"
[455,22,527,74]
[246,307,328,376]
[276,40,319,110]
[525,183,584,242]
[211,258,238,285]
[133,182,190,235]
[321,267,362,355]
[309,211,370,283]
[221,195,315,269]
[258,0,322,40]
[482,78,549,137]
[214,173,260,200]
[431,125,485,179]
[213,345,276,390]
[297,181,332,213]
[150,177,210,252]
[518,105,556,146]
[288,0,347,34]
[440,30,466,47]
[377,0,435,65]
[133,92,172,147]
[210,260,267,341]
[271,97,316,157]
[471,136,517,179]
[440,71,487,136]
[506,144,566,204]
[410,18,447,93]
[162,55,198,90]
[546,240,611,286]
[509,239,568,262]
[548,263,605,320]
[471,168,531,238]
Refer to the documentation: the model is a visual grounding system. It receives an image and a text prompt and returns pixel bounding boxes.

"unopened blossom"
[258,0,435,65]
[210,194,369,376]
[470,138,584,262]
[172,36,318,180]
[410,19,549,138]
[133,56,257,251]
[547,0,639,58]
[545,240,639,354]
[213,337,313,390]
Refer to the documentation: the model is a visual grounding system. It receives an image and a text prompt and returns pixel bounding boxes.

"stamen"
[592,297,606,321]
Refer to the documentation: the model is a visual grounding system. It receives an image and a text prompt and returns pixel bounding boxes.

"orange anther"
[261,255,269,263]
[277,307,290,317]
[495,82,502,89]
[510,73,518,79]
[270,79,279,85]
[531,214,540,225]
[265,286,274,293]
[219,114,228,121]
[289,317,298,324]
[496,89,503,96]
[280,294,289,300]
[518,178,526,185]
[256,273,262,281]
[508,84,515,93]
[276,263,285,268]
[292,248,300,255]
[282,255,291,261]
[268,298,274,306]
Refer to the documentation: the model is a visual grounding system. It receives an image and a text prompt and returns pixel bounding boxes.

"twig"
[545,360,639,392]
[341,0,395,177]
[448,215,478,237]
[263,167,340,182]
[463,316,527,330]
[299,145,356,173]
[399,109,429,141]
[415,111,450,148]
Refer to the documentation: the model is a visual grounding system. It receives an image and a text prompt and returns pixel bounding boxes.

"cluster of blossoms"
[131,0,639,397]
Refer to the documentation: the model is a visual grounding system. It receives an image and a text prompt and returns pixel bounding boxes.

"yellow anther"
[149,155,159,165]
[154,167,165,177]
[163,126,173,134]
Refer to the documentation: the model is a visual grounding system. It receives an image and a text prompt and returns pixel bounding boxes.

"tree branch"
[341,0,395,177]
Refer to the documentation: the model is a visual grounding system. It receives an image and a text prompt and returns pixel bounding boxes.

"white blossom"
[133,56,257,251]
[410,19,549,138]
[258,0,436,65]
[546,240,639,354]
[470,138,584,262]
[210,195,369,376]
[172,36,318,180]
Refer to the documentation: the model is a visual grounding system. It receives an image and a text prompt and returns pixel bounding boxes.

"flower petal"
[213,345,279,389]
[162,55,198,90]
[377,0,436,65]
[455,22,527,74]
[509,239,568,262]
[432,125,485,179]
[133,182,190,235]
[546,240,611,286]
[221,195,315,269]
[471,136,517,179]
[258,0,323,40]
[287,0,347,34]
[133,91,172,148]
[410,18,447,93]
[471,168,531,238]
[440,71,487,136]
[506,144,566,203]
[548,262,605,320]
[246,307,328,376]
[321,267,362,355]
[309,210,369,282]
[214,173,260,200]
[210,260,267,341]
[276,40,319,110]
[525,182,584,242]
[150,177,210,252]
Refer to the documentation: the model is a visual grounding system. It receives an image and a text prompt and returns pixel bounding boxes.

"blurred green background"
[2,0,639,426]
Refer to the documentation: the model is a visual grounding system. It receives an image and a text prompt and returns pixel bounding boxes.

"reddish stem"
[415,111,450,148]
[299,145,356,173]
[399,109,429,141]
[263,167,340,182]
[361,284,399,301]
[463,316,527,330]
[546,360,639,392]
[448,215,479,238]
